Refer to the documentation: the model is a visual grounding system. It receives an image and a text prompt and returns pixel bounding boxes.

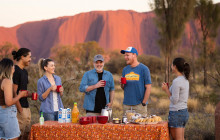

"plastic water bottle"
[62,109,67,123]
[72,102,79,123]
[39,112,44,125]
[58,108,63,123]
[66,108,71,123]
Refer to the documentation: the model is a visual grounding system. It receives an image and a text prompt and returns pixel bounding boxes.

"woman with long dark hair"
[162,57,190,140]
[0,58,27,140]
[37,58,64,121]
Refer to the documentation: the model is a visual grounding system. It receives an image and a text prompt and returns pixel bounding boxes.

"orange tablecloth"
[29,121,170,140]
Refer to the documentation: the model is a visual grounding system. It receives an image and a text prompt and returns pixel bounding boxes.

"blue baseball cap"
[120,47,138,56]
[94,54,104,62]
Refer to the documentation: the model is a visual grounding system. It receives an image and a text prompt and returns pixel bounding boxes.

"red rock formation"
[0,10,219,61]
[0,26,20,46]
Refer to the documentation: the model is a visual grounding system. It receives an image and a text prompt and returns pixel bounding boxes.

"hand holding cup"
[96,80,106,88]
[56,85,63,93]
[162,82,169,91]
[50,85,57,91]
[19,90,28,97]
[32,93,38,100]
[121,77,126,84]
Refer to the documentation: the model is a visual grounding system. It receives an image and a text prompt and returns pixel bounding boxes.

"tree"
[50,41,104,71]
[153,0,195,83]
[0,42,18,60]
[194,0,220,86]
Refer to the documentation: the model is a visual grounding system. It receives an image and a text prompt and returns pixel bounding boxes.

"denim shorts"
[0,105,21,139]
[168,108,189,128]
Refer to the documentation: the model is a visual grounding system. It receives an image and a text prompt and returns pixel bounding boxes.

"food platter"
[129,115,163,125]
[130,121,159,125]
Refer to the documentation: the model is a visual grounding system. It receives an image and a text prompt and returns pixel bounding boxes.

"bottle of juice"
[72,102,79,123]
[39,112,44,125]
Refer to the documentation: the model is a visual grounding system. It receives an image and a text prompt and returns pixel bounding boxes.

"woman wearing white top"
[37,58,64,121]
[162,57,190,140]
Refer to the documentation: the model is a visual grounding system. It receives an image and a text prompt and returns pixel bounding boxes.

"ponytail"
[38,58,45,77]
[173,57,190,80]
[183,63,190,80]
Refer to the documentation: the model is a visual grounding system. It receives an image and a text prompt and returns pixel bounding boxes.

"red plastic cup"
[92,116,97,123]
[102,80,106,86]
[20,90,28,97]
[166,83,169,88]
[32,93,38,100]
[57,85,62,92]
[87,116,93,124]
[121,77,126,84]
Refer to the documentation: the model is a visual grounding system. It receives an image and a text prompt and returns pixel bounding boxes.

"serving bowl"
[113,118,121,124]
[97,116,108,124]
[79,117,90,125]
[79,120,90,125]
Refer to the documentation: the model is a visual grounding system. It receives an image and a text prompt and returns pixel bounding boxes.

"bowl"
[97,116,108,124]
[113,119,121,124]
[87,116,93,124]
[79,120,90,125]
[80,117,88,121]
[79,117,90,125]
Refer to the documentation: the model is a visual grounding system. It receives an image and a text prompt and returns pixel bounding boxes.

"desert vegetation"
[9,41,216,140]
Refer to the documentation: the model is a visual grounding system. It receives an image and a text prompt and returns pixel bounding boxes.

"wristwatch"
[142,102,146,106]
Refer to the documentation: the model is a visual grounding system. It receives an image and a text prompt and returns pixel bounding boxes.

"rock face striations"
[0,10,219,60]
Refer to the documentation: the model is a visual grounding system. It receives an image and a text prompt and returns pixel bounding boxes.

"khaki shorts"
[123,104,148,116]
[17,108,31,136]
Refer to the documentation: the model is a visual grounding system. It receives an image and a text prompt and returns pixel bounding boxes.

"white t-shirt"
[53,91,59,111]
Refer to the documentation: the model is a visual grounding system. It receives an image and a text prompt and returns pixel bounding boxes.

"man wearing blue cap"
[120,47,152,116]
[79,54,115,116]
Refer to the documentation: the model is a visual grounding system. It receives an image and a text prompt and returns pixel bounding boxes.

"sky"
[0,0,220,27]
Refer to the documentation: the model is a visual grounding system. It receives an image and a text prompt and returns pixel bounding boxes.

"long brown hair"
[0,58,14,80]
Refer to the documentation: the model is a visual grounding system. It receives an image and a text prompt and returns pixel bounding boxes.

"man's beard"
[94,64,104,72]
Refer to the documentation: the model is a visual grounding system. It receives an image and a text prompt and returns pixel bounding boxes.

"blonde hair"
[0,58,14,80]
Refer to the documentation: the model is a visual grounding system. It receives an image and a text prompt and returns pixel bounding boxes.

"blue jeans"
[0,105,20,139]
[168,108,189,128]
[40,111,58,121]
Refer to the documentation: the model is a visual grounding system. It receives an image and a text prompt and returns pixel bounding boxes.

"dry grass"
[205,103,216,115]
[27,66,216,139]
[150,96,158,103]
[150,86,167,98]
[185,113,215,140]
[188,98,200,112]
[191,84,213,98]
[157,99,170,110]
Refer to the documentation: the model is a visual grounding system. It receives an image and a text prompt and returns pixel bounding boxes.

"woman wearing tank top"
[0,58,27,140]
[37,58,64,121]
[162,57,190,140]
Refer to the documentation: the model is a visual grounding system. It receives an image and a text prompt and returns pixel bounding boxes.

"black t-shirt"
[13,65,29,108]
[87,72,106,113]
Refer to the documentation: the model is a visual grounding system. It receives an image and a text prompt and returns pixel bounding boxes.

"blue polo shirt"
[37,75,64,113]
[122,63,152,105]
[79,69,115,111]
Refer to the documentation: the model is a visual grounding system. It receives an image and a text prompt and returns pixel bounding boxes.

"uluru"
[0,10,219,60]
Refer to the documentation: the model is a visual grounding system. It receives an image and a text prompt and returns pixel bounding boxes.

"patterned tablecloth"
[29,121,170,140]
